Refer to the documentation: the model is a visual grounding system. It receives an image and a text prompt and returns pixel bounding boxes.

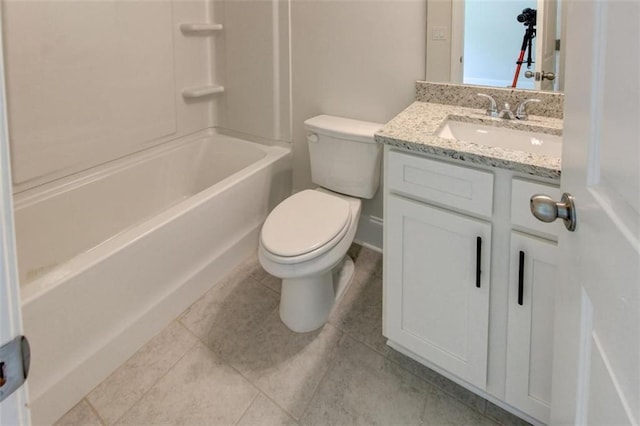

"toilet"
[258,115,383,332]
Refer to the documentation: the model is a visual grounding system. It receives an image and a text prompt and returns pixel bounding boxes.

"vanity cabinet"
[386,195,491,389]
[385,149,494,389]
[384,147,559,424]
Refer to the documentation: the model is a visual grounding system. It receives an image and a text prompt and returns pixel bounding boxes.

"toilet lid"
[261,190,351,257]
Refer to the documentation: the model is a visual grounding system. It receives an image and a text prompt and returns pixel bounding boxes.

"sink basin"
[437,119,562,157]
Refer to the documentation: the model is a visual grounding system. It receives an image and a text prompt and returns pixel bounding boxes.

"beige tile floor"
[54,245,530,426]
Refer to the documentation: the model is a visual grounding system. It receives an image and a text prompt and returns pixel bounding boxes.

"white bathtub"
[13,130,291,424]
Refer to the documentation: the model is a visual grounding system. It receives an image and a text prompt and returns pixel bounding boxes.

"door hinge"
[0,336,30,402]
[555,39,561,51]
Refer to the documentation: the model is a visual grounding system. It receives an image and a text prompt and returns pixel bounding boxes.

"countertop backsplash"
[415,81,564,119]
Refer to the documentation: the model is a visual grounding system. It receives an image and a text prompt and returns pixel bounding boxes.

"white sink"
[437,119,562,158]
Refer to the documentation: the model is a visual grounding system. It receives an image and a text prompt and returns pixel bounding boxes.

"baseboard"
[354,214,383,252]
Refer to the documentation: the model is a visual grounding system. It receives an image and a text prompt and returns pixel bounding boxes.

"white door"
[534,0,557,90]
[549,1,639,424]
[0,11,30,423]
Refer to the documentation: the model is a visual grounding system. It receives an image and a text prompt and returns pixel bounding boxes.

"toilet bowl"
[259,189,361,332]
[258,115,382,333]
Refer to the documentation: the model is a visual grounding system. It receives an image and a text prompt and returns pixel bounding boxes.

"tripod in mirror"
[511,8,537,88]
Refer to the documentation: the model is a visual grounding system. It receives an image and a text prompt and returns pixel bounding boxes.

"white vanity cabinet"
[383,147,560,424]
[385,149,494,390]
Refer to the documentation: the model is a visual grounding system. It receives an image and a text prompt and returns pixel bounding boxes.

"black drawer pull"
[518,250,525,305]
[476,237,482,288]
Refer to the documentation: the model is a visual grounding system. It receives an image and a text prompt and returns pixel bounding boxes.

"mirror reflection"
[427,0,564,92]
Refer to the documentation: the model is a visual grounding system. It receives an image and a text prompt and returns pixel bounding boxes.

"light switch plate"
[432,26,448,40]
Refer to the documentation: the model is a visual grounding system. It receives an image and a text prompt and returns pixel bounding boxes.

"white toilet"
[258,115,383,333]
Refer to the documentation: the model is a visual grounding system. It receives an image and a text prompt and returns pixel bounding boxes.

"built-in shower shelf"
[180,23,223,34]
[182,85,225,99]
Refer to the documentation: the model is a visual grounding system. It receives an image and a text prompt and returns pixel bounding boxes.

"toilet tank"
[304,115,383,199]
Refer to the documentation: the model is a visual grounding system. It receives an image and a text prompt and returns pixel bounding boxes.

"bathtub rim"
[13,127,285,205]
[18,131,290,305]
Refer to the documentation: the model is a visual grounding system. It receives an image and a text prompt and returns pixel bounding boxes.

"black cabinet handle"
[518,251,525,305]
[476,237,482,288]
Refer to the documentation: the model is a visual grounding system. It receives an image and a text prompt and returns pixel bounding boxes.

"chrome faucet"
[477,93,498,117]
[515,98,541,120]
[498,102,515,120]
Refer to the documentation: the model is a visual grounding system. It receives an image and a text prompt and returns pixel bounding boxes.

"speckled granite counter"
[416,81,564,119]
[375,99,563,180]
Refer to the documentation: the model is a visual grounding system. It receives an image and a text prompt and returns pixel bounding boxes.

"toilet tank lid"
[304,115,383,144]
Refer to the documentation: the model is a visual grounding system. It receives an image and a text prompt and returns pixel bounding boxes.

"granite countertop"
[375,101,563,180]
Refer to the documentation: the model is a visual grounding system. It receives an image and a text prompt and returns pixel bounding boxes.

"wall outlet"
[432,26,448,41]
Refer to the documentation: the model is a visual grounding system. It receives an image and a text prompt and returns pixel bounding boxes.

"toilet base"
[279,255,355,333]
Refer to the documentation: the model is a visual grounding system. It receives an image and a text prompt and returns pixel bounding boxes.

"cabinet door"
[385,194,491,389]
[506,232,558,424]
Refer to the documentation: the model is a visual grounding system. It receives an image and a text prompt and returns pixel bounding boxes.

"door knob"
[530,193,577,231]
[542,71,556,81]
[523,70,556,81]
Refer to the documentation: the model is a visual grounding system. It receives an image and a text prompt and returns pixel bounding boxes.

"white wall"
[426,0,453,82]
[291,0,426,249]
[5,0,219,192]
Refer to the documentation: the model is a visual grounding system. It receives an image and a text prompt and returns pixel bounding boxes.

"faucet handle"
[515,98,541,120]
[477,93,498,117]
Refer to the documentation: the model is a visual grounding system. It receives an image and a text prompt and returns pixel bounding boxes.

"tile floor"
[54,245,530,426]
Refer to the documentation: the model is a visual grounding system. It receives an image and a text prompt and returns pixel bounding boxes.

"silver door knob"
[530,193,577,231]
[542,71,556,81]
[523,70,556,81]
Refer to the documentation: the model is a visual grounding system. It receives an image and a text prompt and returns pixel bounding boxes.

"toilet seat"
[260,190,352,263]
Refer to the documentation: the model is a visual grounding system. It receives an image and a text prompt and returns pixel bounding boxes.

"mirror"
[426,0,565,92]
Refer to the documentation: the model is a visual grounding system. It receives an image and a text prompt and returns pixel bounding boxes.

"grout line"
[175,297,298,421]
[176,317,218,354]
[232,391,261,426]
[83,398,107,426]
[327,319,389,359]
[107,321,199,425]
[247,262,282,297]
[213,319,342,423]
[248,391,300,426]
[77,320,196,424]
[199,314,299,422]
[252,275,281,298]
[176,322,269,424]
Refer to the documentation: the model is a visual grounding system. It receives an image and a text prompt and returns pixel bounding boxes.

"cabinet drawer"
[511,179,562,236]
[388,150,494,217]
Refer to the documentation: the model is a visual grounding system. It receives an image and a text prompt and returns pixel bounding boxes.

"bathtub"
[13,129,291,424]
